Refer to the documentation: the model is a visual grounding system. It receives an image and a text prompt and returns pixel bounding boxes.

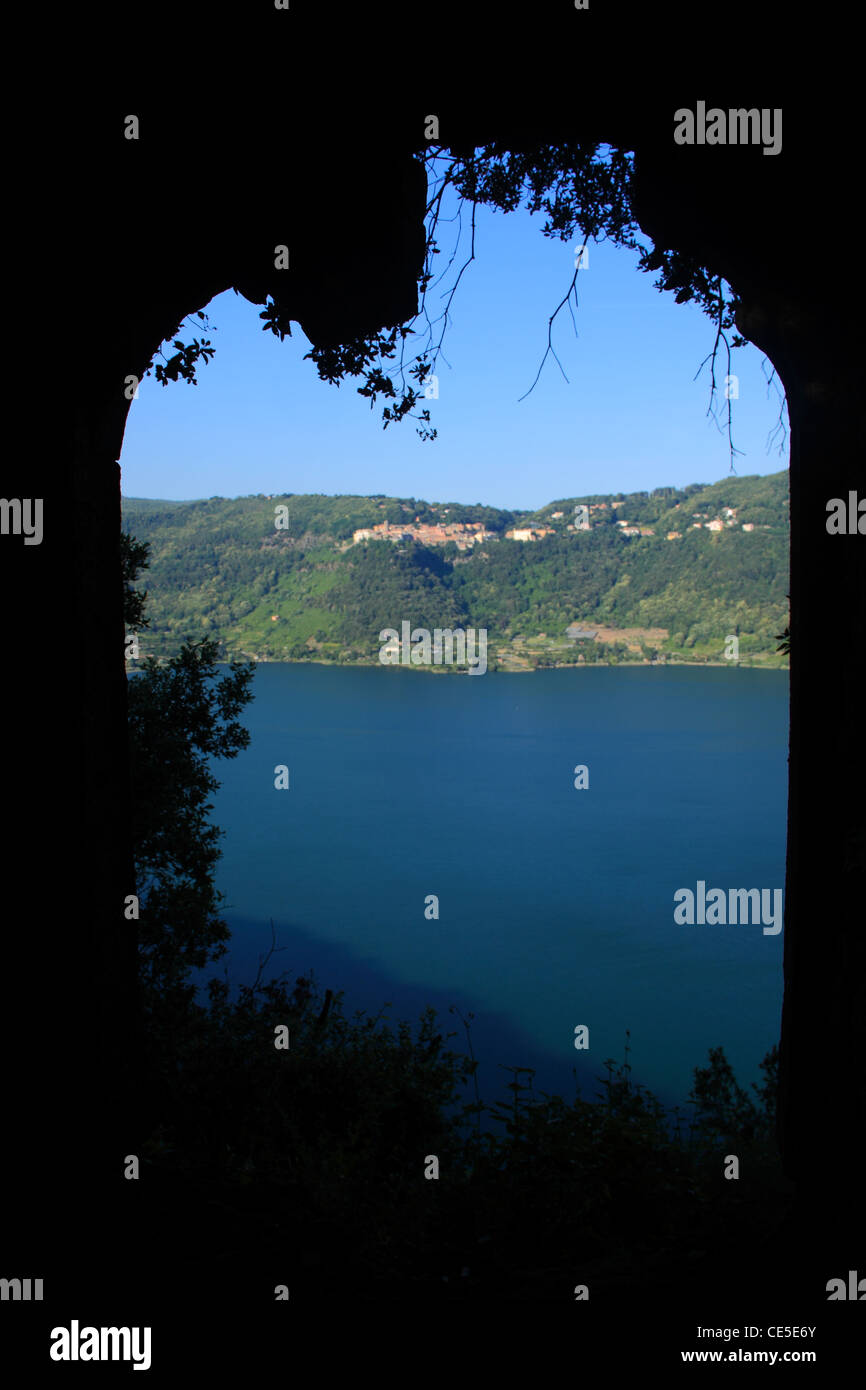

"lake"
[199,663,788,1118]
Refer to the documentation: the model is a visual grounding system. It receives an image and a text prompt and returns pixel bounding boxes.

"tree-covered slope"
[122,472,789,668]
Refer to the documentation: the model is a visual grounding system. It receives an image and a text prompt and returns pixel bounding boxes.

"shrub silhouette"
[138,956,787,1296]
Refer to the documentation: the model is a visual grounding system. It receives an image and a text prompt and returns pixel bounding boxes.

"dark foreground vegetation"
[138,958,788,1302]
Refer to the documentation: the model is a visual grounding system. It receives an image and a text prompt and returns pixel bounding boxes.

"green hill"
[122,472,789,670]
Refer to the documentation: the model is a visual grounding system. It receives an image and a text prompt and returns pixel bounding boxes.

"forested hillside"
[122,471,789,669]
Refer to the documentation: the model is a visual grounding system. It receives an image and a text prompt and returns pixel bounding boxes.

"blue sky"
[120,181,788,511]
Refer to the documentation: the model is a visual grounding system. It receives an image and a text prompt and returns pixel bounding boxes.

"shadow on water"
[189,910,649,1123]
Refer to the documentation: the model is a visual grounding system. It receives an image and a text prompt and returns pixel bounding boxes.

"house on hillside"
[506,526,555,542]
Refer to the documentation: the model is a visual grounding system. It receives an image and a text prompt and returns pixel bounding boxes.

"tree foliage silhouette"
[122,532,255,1018]
[147,144,784,470]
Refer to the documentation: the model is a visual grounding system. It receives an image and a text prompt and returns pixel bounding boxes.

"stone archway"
[4,64,861,1336]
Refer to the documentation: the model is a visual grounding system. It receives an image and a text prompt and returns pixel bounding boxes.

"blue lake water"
[199,663,788,1116]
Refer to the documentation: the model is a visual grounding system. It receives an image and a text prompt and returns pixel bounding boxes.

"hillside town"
[352,501,765,549]
[352,519,496,550]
